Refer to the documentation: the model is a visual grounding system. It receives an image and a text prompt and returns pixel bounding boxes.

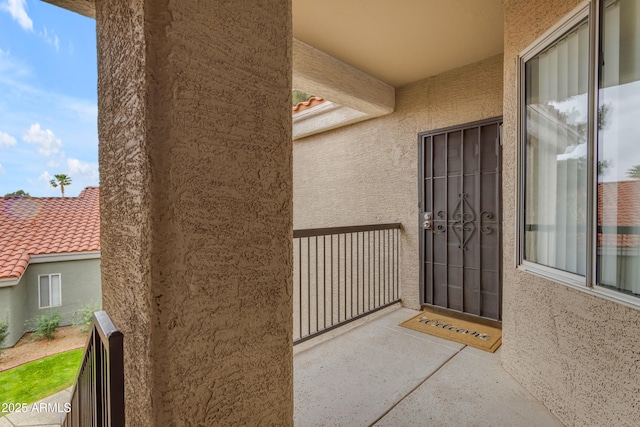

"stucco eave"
[292,102,369,140]
[41,0,96,19]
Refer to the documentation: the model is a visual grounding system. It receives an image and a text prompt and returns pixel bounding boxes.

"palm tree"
[50,174,72,197]
[627,165,640,180]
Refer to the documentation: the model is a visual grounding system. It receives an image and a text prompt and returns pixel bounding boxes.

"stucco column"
[95,1,292,425]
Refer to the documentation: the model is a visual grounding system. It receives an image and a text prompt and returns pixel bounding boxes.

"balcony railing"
[62,311,124,427]
[293,223,401,343]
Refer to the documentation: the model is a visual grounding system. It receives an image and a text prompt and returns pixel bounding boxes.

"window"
[39,274,62,308]
[519,0,640,304]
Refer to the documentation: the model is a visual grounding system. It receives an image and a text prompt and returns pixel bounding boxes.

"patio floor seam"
[368,344,466,426]
[380,324,468,351]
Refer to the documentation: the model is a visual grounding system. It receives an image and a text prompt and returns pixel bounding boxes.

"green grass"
[0,349,83,405]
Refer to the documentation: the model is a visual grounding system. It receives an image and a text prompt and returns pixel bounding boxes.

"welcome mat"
[400,308,502,353]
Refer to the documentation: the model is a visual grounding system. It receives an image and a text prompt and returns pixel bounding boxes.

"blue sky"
[0,0,97,197]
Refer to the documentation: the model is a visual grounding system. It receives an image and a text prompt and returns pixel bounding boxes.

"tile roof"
[598,180,640,248]
[0,187,100,280]
[292,97,326,114]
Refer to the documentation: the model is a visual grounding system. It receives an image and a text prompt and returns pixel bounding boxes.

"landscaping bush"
[31,313,62,340]
[0,320,9,354]
[73,303,101,332]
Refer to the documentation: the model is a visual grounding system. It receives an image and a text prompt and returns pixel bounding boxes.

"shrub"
[0,320,9,354]
[73,303,101,332]
[32,313,62,341]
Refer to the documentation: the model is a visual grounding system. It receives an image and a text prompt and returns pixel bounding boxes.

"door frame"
[417,117,503,320]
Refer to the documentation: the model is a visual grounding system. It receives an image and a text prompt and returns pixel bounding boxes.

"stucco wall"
[293,54,504,310]
[502,1,640,425]
[0,280,26,348]
[22,259,101,329]
[96,0,292,425]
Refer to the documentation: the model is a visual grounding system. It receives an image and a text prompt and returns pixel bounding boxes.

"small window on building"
[39,274,62,308]
[519,0,640,304]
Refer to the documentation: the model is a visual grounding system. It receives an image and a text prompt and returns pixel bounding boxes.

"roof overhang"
[42,0,504,138]
[29,251,101,264]
[42,0,95,18]
[0,277,18,288]
[42,0,503,88]
[292,39,395,139]
[0,251,101,287]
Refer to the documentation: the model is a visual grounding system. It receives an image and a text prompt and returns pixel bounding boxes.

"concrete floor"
[294,307,564,427]
[2,307,562,426]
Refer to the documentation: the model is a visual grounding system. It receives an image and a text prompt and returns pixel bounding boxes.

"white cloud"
[0,131,17,147]
[67,158,99,180]
[22,123,63,157]
[0,163,5,174]
[39,26,60,52]
[39,170,52,182]
[0,0,33,31]
[46,160,60,168]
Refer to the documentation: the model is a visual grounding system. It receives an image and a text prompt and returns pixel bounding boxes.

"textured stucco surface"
[0,280,26,348]
[502,1,640,426]
[293,54,503,310]
[96,0,293,425]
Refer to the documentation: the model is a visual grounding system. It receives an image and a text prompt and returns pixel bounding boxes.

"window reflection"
[597,0,640,295]
[524,19,589,275]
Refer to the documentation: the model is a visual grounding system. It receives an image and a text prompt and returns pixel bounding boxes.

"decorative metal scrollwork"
[480,211,494,235]
[432,210,447,234]
[433,223,447,234]
[433,197,496,245]
[451,193,476,250]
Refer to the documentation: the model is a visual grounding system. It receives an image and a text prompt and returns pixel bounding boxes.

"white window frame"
[516,0,640,309]
[38,273,62,309]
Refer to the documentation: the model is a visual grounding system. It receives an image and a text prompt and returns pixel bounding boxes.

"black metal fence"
[62,311,124,427]
[293,223,401,343]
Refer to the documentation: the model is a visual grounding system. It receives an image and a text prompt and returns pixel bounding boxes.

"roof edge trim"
[0,277,18,288]
[29,251,101,264]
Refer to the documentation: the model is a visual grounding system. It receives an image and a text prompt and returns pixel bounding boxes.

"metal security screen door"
[418,118,503,321]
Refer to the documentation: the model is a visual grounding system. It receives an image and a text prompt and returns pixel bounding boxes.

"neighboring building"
[0,187,101,347]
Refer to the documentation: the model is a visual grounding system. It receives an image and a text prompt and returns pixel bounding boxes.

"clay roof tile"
[598,180,640,248]
[292,97,326,114]
[0,187,100,279]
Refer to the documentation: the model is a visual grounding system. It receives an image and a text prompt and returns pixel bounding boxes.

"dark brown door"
[418,118,502,321]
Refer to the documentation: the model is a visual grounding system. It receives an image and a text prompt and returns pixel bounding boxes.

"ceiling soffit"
[293,0,504,88]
